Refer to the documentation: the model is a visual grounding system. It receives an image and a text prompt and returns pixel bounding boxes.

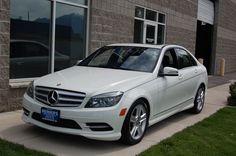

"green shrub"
[229,82,236,99]
[228,82,236,106]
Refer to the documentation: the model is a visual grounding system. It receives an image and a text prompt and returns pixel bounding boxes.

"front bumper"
[22,94,125,141]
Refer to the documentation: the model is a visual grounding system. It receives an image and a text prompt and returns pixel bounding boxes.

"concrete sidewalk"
[208,72,236,88]
[0,84,229,156]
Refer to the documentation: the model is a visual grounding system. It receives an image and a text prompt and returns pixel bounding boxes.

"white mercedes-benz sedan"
[22,44,208,145]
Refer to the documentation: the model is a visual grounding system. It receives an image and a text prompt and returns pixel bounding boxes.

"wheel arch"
[128,97,151,127]
[199,82,206,90]
[137,97,150,117]
[120,96,151,144]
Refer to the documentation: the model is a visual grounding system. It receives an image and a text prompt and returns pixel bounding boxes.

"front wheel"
[120,100,148,145]
[190,86,205,114]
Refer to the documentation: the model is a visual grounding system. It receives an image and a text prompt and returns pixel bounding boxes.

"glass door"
[143,21,157,44]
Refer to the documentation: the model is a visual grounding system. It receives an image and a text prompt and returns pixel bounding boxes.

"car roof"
[107,43,166,49]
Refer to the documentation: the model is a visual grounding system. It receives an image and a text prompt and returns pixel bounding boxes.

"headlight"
[26,81,34,98]
[85,92,123,108]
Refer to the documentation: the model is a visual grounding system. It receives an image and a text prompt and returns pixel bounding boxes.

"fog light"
[23,107,30,116]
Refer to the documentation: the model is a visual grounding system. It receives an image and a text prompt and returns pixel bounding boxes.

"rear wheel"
[190,86,205,114]
[120,100,148,145]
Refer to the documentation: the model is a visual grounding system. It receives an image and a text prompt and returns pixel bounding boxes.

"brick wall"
[89,0,236,74]
[89,0,134,53]
[89,0,198,54]
[146,0,198,17]
[166,26,197,53]
[0,0,10,112]
[215,0,236,74]
[8,88,25,111]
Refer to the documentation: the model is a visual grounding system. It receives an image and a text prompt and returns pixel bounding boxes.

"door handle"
[179,74,184,80]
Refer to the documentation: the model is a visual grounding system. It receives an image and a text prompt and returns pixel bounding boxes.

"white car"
[22,44,208,145]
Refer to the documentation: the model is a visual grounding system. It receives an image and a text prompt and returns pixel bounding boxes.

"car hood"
[34,66,154,97]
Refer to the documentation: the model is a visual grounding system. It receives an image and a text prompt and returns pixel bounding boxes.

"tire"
[190,86,205,114]
[120,99,149,145]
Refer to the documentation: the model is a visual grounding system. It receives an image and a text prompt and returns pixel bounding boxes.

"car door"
[175,48,199,105]
[155,48,184,115]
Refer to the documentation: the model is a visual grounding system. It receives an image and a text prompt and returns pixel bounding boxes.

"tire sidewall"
[194,87,205,113]
[121,100,149,145]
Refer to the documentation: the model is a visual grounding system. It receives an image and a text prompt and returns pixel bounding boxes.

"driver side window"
[161,49,178,68]
[159,49,178,74]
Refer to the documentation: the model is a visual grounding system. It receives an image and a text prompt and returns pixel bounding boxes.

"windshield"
[78,46,161,73]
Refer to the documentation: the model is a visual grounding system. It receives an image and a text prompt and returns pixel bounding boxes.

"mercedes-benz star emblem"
[47,90,59,105]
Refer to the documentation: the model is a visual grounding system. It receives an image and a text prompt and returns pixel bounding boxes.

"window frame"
[10,0,90,81]
[134,6,166,45]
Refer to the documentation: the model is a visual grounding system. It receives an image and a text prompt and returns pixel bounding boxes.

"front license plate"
[41,107,60,122]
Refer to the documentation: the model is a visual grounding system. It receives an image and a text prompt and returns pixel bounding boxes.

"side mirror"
[159,67,179,77]
[75,60,82,65]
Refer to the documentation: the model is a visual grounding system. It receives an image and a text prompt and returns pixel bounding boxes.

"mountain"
[35,13,86,34]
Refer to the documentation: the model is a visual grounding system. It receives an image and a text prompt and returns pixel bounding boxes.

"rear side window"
[175,48,197,69]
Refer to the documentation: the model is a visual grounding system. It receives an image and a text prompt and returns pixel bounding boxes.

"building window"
[55,3,87,72]
[134,20,144,43]
[10,0,88,79]
[134,6,166,45]
[63,0,87,5]
[135,7,144,19]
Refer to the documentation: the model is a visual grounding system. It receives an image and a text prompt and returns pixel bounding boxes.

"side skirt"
[148,99,194,127]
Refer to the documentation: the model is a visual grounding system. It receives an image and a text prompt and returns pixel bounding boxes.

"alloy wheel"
[129,104,147,140]
[197,88,205,111]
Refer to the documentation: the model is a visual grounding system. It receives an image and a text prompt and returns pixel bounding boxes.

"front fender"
[123,83,157,119]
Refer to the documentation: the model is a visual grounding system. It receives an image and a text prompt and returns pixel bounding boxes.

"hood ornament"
[47,90,59,105]
[56,83,61,86]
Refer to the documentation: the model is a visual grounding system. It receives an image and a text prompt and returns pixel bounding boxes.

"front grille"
[32,112,82,129]
[35,86,86,107]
